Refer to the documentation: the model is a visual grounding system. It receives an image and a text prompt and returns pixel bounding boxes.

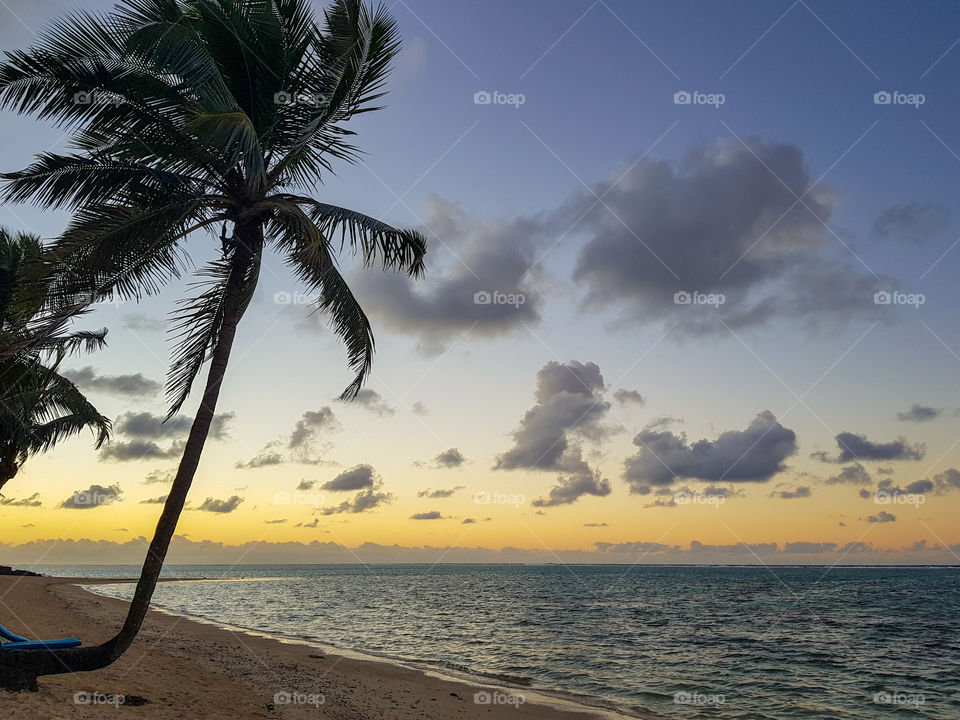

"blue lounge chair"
[0,623,81,650]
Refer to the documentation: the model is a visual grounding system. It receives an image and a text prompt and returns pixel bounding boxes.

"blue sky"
[2,0,960,564]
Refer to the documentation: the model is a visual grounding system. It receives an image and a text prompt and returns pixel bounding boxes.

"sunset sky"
[2,0,960,565]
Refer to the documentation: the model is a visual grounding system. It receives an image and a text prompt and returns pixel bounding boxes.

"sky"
[2,0,960,565]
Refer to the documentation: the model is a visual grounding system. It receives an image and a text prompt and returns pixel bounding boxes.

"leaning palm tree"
[0,228,111,492]
[0,0,426,690]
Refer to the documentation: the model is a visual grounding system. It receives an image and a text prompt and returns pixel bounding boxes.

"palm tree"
[0,0,426,690]
[0,228,111,492]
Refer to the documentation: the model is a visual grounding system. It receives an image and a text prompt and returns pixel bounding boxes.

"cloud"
[562,138,890,337]
[264,519,287,525]
[896,404,941,422]
[784,542,837,553]
[355,197,547,353]
[462,518,476,524]
[831,432,925,462]
[349,390,395,417]
[825,463,871,485]
[296,479,315,491]
[237,409,336,468]
[102,411,232,462]
[417,486,464,499]
[433,448,465,468]
[319,487,394,515]
[410,511,444,520]
[140,495,168,504]
[531,474,612,507]
[584,522,609,527]
[866,510,896,523]
[321,465,376,492]
[295,518,320,528]
[934,468,960,492]
[59,484,122,509]
[0,493,41,507]
[623,411,797,494]
[873,202,948,244]
[121,312,166,332]
[770,485,811,499]
[613,389,645,406]
[411,402,429,416]
[62,366,160,398]
[197,496,244,514]
[143,469,174,485]
[496,361,614,506]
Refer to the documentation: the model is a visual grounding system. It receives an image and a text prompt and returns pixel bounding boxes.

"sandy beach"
[0,575,619,719]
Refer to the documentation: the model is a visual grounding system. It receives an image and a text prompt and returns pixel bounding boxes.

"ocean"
[37,564,960,718]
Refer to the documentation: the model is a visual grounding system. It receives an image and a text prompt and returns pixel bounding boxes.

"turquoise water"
[38,564,960,718]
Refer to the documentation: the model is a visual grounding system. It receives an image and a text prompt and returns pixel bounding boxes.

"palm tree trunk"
[0,226,260,691]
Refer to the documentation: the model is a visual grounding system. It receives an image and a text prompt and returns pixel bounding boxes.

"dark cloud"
[295,518,320,528]
[531,474,612,507]
[349,390,395,417]
[873,202,948,244]
[319,487,393,515]
[462,518,476,524]
[417,486,465,499]
[264,519,287,525]
[322,465,376,492]
[832,432,925,462]
[235,445,284,469]
[825,463,871,485]
[197,496,244,514]
[770,485,811,499]
[934,468,960,491]
[355,197,546,354]
[594,541,676,554]
[102,411,232,462]
[296,479,315,491]
[62,366,160,398]
[584,522,609,527]
[623,411,797,494]
[140,495,168,504]
[433,448,465,468]
[784,542,837,553]
[563,138,890,336]
[495,361,614,506]
[866,510,896,523]
[410,511,444,520]
[896,404,941,422]
[59,484,122,509]
[613,389,645,406]
[0,493,41,507]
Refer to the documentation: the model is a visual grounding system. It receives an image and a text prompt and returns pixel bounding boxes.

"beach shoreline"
[0,576,634,719]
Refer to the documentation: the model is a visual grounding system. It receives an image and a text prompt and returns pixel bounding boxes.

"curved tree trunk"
[0,228,260,691]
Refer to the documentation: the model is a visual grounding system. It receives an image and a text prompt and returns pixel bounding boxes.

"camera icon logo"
[873,291,892,305]
[274,91,294,105]
[673,291,692,305]
[473,290,492,305]
[473,91,492,105]
[673,91,691,105]
[74,91,94,105]
[474,691,492,704]
[873,91,891,105]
